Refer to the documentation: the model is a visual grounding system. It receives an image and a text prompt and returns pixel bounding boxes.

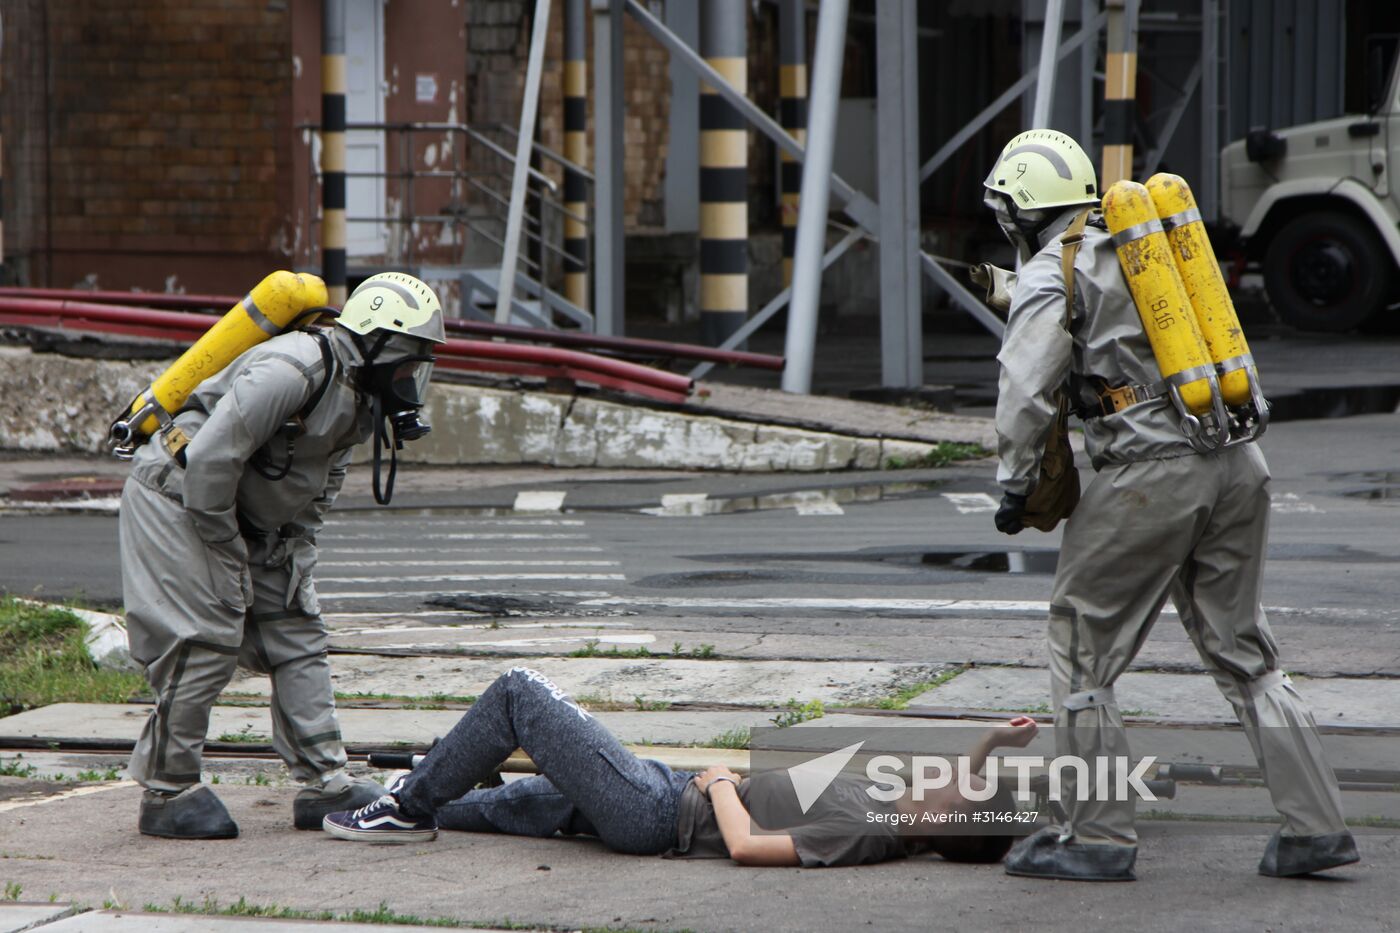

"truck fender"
[1241,177,1400,261]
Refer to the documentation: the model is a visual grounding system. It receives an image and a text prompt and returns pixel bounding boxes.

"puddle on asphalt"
[1325,470,1400,503]
[641,482,943,517]
[1267,385,1400,422]
[919,550,1060,573]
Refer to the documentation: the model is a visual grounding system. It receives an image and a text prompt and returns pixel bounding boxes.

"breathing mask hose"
[371,394,399,506]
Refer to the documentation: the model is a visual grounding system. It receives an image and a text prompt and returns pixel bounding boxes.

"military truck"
[1218,35,1399,331]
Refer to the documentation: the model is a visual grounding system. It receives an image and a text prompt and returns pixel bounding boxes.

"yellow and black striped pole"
[778,0,805,287]
[699,0,748,346]
[1101,0,1139,187]
[563,0,588,312]
[321,0,348,306]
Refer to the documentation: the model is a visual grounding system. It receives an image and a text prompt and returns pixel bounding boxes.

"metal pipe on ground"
[0,289,781,371]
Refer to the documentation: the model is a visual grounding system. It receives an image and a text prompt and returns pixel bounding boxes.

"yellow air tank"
[109,271,329,457]
[1146,172,1253,407]
[1100,180,1216,417]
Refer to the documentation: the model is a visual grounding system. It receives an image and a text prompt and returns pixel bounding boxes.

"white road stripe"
[794,495,845,516]
[321,546,605,555]
[0,780,138,812]
[324,533,590,541]
[331,620,636,632]
[326,517,585,527]
[1272,493,1324,514]
[942,492,999,514]
[578,596,1050,613]
[321,589,614,601]
[320,559,619,568]
[641,493,712,517]
[513,490,568,512]
[319,573,626,584]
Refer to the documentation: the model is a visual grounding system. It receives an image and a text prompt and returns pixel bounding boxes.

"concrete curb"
[2,346,991,473]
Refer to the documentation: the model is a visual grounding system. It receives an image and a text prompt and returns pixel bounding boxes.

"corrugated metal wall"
[1228,0,1345,137]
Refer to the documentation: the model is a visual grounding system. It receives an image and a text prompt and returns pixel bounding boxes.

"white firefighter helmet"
[983,129,1099,211]
[338,272,446,344]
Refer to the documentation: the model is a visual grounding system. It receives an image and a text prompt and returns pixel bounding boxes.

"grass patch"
[883,442,989,470]
[632,695,671,712]
[214,725,268,744]
[771,699,824,728]
[334,690,478,710]
[569,640,652,659]
[706,727,751,750]
[670,642,717,659]
[0,598,146,716]
[870,668,966,710]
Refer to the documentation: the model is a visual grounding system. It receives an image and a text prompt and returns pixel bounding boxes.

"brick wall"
[2,0,293,291]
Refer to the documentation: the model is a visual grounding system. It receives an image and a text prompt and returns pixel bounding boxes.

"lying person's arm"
[696,766,800,867]
[965,715,1038,774]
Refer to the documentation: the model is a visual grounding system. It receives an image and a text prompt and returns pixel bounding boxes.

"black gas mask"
[984,189,1055,264]
[354,331,436,505]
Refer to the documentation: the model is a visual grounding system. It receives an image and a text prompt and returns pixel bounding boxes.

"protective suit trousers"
[120,479,346,793]
[1048,443,1345,846]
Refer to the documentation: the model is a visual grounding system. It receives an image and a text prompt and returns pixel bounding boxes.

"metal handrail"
[482,121,595,182]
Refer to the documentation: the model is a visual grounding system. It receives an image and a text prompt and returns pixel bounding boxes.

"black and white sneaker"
[322,794,438,844]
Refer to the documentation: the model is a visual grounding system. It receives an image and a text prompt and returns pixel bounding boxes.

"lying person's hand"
[993,716,1039,748]
[695,765,742,797]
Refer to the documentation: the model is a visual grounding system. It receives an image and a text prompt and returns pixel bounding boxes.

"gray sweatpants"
[1049,443,1346,846]
[121,478,347,792]
[396,667,693,855]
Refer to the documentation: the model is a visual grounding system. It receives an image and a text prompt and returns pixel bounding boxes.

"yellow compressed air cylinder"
[129,271,329,438]
[1146,173,1252,407]
[1101,181,1215,416]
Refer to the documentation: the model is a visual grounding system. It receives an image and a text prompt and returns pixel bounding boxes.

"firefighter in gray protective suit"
[120,272,445,839]
[984,130,1358,881]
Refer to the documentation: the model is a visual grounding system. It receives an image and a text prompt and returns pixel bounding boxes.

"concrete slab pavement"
[0,905,75,931]
[0,783,1393,933]
[909,667,1400,727]
[0,704,764,751]
[39,913,530,932]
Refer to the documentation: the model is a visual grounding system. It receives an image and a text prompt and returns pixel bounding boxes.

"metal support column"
[563,0,589,311]
[496,0,552,324]
[699,0,748,346]
[320,0,347,305]
[781,0,849,395]
[876,0,920,388]
[1101,0,1140,186]
[592,0,625,336]
[1079,0,1095,148]
[778,0,806,286]
[1199,0,1221,221]
[1030,0,1065,129]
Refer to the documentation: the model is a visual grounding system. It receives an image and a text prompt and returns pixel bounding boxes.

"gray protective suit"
[121,327,372,793]
[996,210,1351,862]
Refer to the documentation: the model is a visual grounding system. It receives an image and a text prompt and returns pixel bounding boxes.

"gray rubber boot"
[294,777,385,830]
[1258,829,1360,877]
[138,785,239,840]
[1003,827,1136,882]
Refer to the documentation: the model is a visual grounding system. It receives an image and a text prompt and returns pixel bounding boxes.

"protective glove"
[995,491,1028,535]
[269,536,319,613]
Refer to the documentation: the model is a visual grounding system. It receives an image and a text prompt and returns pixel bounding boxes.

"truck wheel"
[1263,211,1392,332]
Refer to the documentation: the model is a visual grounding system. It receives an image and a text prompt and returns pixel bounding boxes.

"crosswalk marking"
[326,517,585,527]
[323,532,590,541]
[319,559,619,568]
[321,546,605,555]
[941,492,999,514]
[318,573,627,584]
[513,490,569,512]
[641,493,713,517]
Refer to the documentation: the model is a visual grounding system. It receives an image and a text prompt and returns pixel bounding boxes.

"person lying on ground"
[322,666,1037,867]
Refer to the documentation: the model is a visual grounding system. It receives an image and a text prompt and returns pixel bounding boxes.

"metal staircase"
[299,120,594,331]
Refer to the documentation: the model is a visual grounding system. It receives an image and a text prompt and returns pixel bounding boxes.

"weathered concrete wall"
[0,346,945,472]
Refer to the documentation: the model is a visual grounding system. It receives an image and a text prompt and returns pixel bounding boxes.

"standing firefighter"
[118,272,445,839]
[984,130,1358,881]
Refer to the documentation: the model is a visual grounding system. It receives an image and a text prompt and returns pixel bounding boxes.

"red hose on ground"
[0,298,693,403]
